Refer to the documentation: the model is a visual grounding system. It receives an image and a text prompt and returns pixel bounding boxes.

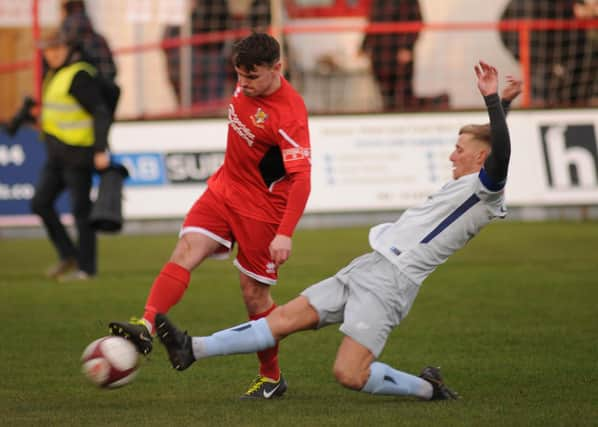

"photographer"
[30,30,111,281]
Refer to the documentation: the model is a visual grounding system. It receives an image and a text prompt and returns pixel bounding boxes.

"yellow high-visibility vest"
[41,62,97,147]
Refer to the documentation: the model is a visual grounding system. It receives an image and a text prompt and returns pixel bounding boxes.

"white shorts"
[301,251,420,357]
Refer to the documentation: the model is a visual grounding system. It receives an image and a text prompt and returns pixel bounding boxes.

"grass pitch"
[1,221,597,426]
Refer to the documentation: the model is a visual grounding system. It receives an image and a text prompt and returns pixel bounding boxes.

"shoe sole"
[109,323,153,355]
[420,367,459,400]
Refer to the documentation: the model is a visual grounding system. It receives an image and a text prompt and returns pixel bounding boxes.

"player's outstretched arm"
[475,60,498,96]
[502,75,523,103]
[501,75,523,114]
[475,61,511,189]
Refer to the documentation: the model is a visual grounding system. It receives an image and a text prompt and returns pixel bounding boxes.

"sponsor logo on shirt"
[228,104,255,147]
[251,108,268,128]
[283,147,311,162]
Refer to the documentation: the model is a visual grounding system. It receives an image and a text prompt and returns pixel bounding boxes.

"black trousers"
[371,58,415,111]
[31,161,96,275]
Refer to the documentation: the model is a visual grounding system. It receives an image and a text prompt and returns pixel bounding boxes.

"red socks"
[250,304,280,381]
[143,261,279,380]
[143,262,190,331]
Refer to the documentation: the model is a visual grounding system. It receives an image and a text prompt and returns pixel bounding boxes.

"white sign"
[156,0,188,25]
[126,0,188,24]
[307,114,459,211]
[3,108,597,225]
[107,108,598,219]
[0,0,60,26]
[507,110,598,205]
[126,0,153,23]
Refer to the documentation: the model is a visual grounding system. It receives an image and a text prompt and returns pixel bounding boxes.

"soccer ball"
[81,336,139,388]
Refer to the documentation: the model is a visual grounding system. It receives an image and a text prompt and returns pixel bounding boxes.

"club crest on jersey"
[251,108,268,128]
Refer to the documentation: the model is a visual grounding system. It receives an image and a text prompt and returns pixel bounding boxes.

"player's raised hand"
[501,75,523,102]
[474,60,498,96]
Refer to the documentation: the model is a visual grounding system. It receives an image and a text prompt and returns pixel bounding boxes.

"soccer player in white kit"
[155,62,522,401]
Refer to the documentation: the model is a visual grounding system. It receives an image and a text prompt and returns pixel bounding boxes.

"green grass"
[1,221,597,426]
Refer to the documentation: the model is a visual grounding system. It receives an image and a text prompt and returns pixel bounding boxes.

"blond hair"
[459,124,491,146]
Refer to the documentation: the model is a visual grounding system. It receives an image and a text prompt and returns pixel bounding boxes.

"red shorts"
[181,188,279,285]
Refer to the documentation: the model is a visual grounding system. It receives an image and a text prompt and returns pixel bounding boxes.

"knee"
[170,234,217,270]
[240,282,271,313]
[239,275,271,311]
[333,362,368,391]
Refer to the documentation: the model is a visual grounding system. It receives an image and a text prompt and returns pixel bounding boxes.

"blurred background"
[1,0,597,231]
[0,0,596,120]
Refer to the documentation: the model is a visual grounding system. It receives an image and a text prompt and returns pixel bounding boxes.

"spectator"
[362,0,449,111]
[232,0,271,32]
[163,0,231,109]
[573,0,598,105]
[31,30,111,281]
[226,0,278,82]
[60,0,120,115]
[500,0,593,106]
[60,0,117,81]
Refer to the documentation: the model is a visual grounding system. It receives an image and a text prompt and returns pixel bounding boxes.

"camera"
[4,96,36,136]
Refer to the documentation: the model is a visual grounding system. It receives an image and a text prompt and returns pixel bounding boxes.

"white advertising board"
[108,109,598,219]
[2,109,597,225]
[506,110,598,205]
[109,118,225,219]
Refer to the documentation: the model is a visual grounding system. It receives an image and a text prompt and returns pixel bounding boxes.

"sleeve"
[481,93,511,191]
[277,116,311,173]
[69,70,112,152]
[276,169,311,237]
[501,98,513,116]
[275,112,312,236]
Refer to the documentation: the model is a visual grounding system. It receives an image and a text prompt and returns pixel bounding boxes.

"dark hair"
[232,32,280,71]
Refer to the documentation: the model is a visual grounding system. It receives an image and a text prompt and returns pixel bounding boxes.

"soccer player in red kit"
[109,32,311,399]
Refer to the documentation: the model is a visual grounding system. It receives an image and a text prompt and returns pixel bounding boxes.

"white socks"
[188,319,433,400]
[191,318,275,359]
[362,361,433,399]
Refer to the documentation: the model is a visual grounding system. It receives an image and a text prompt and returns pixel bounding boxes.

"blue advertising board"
[110,152,166,186]
[0,126,69,217]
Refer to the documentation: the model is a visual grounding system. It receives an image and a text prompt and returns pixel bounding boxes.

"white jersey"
[368,170,506,285]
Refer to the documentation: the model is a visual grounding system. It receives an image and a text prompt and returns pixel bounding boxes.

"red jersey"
[208,76,311,236]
